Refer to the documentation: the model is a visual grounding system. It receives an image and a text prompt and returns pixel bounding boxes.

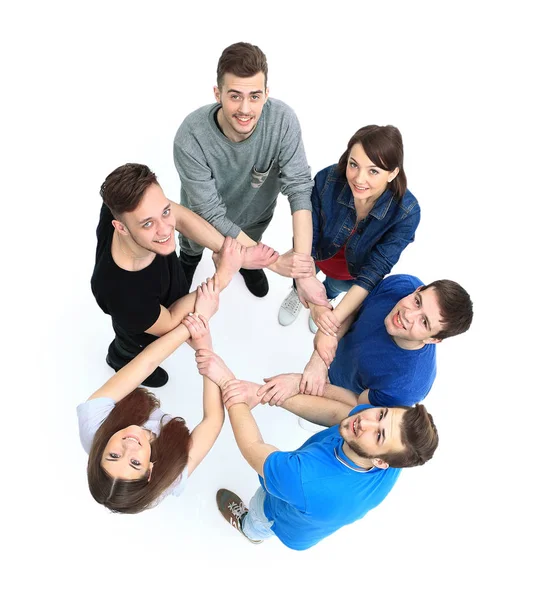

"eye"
[251,95,260,101]
[109,453,120,459]
[231,94,240,100]
[349,161,357,169]
[415,296,420,307]
[376,431,381,442]
[131,459,141,467]
[163,208,171,217]
[379,410,384,421]
[422,318,428,328]
[369,169,379,175]
[143,221,152,229]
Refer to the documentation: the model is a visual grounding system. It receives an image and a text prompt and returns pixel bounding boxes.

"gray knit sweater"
[173,98,313,255]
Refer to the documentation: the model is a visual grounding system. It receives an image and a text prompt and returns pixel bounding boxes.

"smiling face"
[384,286,444,349]
[339,406,406,466]
[346,143,399,205]
[115,183,177,256]
[101,425,153,480]
[214,72,268,142]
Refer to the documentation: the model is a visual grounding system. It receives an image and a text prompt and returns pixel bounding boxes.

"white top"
[77,397,189,501]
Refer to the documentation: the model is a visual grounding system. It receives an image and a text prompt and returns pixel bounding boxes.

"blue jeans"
[241,487,275,541]
[322,276,355,300]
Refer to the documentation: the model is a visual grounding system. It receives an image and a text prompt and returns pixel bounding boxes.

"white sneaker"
[278,288,302,326]
[308,314,318,334]
[298,417,326,433]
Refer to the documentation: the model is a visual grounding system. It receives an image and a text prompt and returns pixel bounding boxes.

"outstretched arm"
[146,237,244,337]
[186,376,225,476]
[88,322,190,403]
[171,201,224,252]
[227,403,278,477]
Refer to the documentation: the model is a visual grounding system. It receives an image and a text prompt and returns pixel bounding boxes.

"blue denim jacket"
[311,165,420,292]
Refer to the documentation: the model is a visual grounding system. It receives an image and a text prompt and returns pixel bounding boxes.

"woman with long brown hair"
[77,276,224,514]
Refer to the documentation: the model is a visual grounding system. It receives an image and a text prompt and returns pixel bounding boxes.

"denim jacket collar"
[337,186,395,221]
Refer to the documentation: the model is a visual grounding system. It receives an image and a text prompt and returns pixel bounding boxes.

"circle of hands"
[181,235,345,413]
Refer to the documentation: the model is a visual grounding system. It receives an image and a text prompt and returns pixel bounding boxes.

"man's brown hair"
[100,163,158,218]
[217,42,268,89]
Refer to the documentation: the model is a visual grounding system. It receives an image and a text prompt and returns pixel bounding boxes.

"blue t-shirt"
[260,405,401,551]
[329,275,437,407]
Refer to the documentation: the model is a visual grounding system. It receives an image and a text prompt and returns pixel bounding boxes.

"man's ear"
[372,457,389,470]
[423,337,442,345]
[214,85,221,103]
[112,219,128,236]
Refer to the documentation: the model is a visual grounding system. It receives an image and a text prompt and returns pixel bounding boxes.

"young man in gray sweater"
[173,42,328,307]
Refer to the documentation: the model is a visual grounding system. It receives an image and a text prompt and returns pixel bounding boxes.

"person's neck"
[342,442,375,470]
[216,107,254,143]
[113,231,154,270]
[391,336,425,351]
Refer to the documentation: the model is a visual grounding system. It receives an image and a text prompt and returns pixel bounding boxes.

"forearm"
[279,393,348,427]
[292,209,313,255]
[202,376,225,426]
[235,231,258,247]
[228,404,276,474]
[321,384,358,408]
[174,203,225,252]
[332,285,369,323]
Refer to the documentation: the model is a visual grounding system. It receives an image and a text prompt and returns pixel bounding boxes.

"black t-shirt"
[90,204,188,348]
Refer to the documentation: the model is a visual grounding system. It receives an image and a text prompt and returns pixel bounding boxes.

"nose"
[359,417,378,431]
[239,97,250,114]
[355,169,366,184]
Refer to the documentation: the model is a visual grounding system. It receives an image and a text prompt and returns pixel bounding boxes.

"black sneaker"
[105,355,169,388]
[239,268,269,297]
[179,251,203,290]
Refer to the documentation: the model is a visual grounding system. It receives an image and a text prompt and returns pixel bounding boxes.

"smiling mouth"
[123,436,141,445]
[354,184,369,192]
[235,115,252,124]
[155,235,171,244]
[395,311,405,329]
[352,418,359,436]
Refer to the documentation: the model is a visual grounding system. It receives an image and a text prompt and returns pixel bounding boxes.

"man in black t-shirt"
[91,163,277,387]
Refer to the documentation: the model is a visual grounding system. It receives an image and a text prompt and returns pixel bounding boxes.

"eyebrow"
[416,293,432,331]
[138,203,171,225]
[227,88,264,96]
[349,156,378,169]
[105,457,141,471]
[380,408,389,445]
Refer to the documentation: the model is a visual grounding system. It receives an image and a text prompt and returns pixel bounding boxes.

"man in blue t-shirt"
[290,274,474,408]
[193,351,439,550]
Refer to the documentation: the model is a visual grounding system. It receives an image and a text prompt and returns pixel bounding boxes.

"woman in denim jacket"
[278,125,420,335]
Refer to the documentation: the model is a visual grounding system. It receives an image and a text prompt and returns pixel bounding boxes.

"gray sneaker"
[278,288,302,326]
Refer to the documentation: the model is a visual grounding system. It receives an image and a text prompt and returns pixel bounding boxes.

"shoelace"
[228,501,247,518]
[282,290,300,312]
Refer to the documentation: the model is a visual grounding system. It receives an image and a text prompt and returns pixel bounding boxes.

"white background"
[2,1,538,598]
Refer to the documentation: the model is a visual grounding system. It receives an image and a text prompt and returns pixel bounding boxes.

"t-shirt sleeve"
[262,451,307,511]
[77,397,116,454]
[368,388,416,407]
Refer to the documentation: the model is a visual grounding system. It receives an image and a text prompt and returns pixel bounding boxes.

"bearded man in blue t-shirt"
[193,349,439,550]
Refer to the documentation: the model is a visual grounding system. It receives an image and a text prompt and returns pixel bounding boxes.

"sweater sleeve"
[276,109,314,214]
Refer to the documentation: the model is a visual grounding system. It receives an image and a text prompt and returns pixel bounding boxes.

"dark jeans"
[107,333,146,370]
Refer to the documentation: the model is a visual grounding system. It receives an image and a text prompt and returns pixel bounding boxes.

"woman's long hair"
[87,388,191,514]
